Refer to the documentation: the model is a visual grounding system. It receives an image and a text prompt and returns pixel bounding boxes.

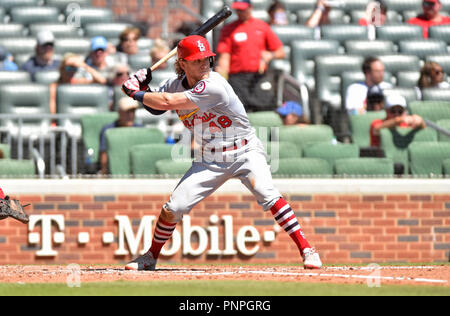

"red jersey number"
[209,115,232,133]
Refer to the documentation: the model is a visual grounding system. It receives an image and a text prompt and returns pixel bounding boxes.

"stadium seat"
[437,119,450,142]
[380,127,438,174]
[272,157,332,177]
[0,71,31,84]
[334,157,394,177]
[201,0,224,17]
[428,25,450,46]
[382,87,419,104]
[155,159,192,176]
[34,70,60,84]
[349,111,387,148]
[137,38,154,53]
[303,142,359,169]
[297,9,347,25]
[0,7,4,23]
[0,24,26,38]
[409,142,450,177]
[264,141,302,160]
[421,88,450,102]
[344,40,395,57]
[396,71,421,88]
[340,71,365,106]
[130,143,176,176]
[290,40,340,90]
[379,54,421,75]
[0,143,11,158]
[0,38,36,56]
[342,0,370,12]
[128,53,152,72]
[409,100,450,122]
[57,84,110,137]
[383,0,422,12]
[29,23,81,38]
[280,0,316,11]
[276,125,334,150]
[84,23,133,41]
[0,0,40,12]
[443,158,450,175]
[54,38,90,56]
[426,55,450,74]
[66,7,113,26]
[399,39,447,60]
[80,112,118,164]
[350,10,402,24]
[376,25,423,48]
[271,25,314,45]
[248,111,283,141]
[106,127,165,176]
[10,6,61,25]
[0,159,36,178]
[0,83,50,136]
[151,70,175,90]
[320,25,369,44]
[45,0,92,11]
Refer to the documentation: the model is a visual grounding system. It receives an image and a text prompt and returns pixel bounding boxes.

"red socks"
[149,217,177,259]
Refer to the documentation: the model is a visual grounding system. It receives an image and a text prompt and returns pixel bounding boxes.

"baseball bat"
[150,6,232,72]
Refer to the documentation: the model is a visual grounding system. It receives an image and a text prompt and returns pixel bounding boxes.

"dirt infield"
[0,264,449,287]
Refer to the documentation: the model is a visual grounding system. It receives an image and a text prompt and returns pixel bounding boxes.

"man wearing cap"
[370,94,426,148]
[276,101,308,126]
[21,31,60,80]
[99,97,143,175]
[0,45,18,71]
[408,0,450,38]
[86,36,116,77]
[216,0,286,112]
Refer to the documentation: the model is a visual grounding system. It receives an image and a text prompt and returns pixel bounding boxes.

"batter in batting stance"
[122,35,322,270]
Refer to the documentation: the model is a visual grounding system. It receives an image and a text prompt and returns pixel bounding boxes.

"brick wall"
[1,184,449,265]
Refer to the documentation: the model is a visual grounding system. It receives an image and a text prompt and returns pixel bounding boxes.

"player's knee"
[161,204,183,223]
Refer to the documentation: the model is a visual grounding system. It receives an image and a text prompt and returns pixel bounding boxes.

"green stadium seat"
[320,25,369,44]
[0,83,50,136]
[290,40,340,91]
[0,7,4,23]
[0,71,31,84]
[303,142,359,169]
[54,38,91,56]
[297,9,346,25]
[130,143,177,176]
[342,0,370,12]
[263,141,302,161]
[0,159,36,178]
[429,25,450,46]
[0,24,26,38]
[80,112,118,164]
[272,157,332,177]
[382,87,419,104]
[248,111,284,141]
[344,40,395,57]
[437,119,450,142]
[106,127,165,176]
[34,70,60,84]
[443,158,450,175]
[409,100,450,122]
[376,25,423,45]
[335,157,394,177]
[201,0,224,17]
[29,23,81,38]
[271,25,314,45]
[276,125,334,150]
[280,0,316,11]
[396,71,421,88]
[67,7,113,26]
[10,6,61,25]
[155,159,192,176]
[380,127,438,174]
[45,0,92,11]
[349,111,387,148]
[0,0,40,12]
[399,39,447,60]
[379,54,422,76]
[383,0,422,12]
[128,53,152,72]
[426,55,450,75]
[421,88,450,102]
[84,23,133,40]
[0,143,11,158]
[409,142,450,177]
[150,70,175,90]
[0,38,36,56]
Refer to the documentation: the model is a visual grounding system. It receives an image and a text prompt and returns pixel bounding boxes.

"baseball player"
[122,35,322,270]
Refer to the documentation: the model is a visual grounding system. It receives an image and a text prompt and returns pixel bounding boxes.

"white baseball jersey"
[156,71,281,221]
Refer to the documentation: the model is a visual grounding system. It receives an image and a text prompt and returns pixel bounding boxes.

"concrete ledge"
[1,178,450,195]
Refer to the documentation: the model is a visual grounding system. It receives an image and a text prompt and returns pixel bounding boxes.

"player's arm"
[142,92,198,111]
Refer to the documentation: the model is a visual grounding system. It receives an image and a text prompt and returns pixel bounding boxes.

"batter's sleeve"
[184,79,229,112]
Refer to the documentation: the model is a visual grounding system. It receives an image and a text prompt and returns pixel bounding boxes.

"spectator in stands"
[108,63,131,110]
[359,0,388,26]
[150,39,171,70]
[0,45,18,71]
[418,61,450,89]
[268,1,289,25]
[116,27,141,65]
[345,56,392,115]
[216,0,286,112]
[58,53,107,85]
[407,0,450,38]
[277,101,309,126]
[99,97,143,175]
[21,31,59,79]
[366,85,386,112]
[305,0,344,27]
[370,94,426,148]
[86,36,116,76]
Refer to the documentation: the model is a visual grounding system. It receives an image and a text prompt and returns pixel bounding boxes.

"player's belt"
[210,139,248,153]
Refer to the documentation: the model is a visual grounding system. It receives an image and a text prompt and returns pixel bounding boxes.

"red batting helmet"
[177,35,216,61]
